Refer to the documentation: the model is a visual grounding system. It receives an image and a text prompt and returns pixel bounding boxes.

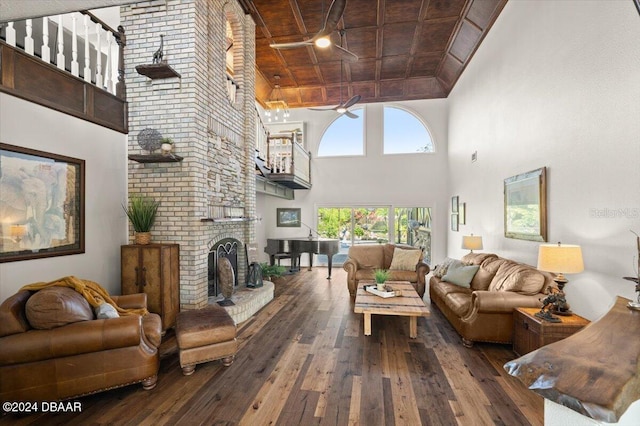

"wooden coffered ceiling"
[240,0,507,109]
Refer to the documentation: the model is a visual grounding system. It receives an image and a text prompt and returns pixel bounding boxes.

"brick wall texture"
[121,0,256,309]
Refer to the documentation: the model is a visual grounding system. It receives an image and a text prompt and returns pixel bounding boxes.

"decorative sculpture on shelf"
[137,128,162,153]
[623,230,640,304]
[152,34,164,64]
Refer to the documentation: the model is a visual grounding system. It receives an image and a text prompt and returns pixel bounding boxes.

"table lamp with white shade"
[462,234,483,253]
[537,242,584,317]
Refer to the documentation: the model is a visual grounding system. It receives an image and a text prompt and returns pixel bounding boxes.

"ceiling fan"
[309,32,361,119]
[269,0,358,62]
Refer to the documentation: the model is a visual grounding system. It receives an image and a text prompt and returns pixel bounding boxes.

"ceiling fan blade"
[308,106,338,111]
[271,0,347,51]
[344,110,359,119]
[317,0,347,38]
[332,43,358,62]
[342,94,361,109]
[270,40,314,50]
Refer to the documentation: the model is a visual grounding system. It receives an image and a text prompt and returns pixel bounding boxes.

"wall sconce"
[462,234,483,253]
[10,225,27,243]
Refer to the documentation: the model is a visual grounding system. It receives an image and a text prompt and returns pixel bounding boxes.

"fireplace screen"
[208,238,240,297]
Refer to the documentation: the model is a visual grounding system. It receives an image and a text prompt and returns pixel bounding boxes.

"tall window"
[317,108,364,157]
[383,106,434,154]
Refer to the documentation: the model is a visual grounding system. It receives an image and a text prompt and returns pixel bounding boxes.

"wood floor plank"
[0,268,542,426]
[347,375,362,426]
[383,329,422,425]
[239,340,311,425]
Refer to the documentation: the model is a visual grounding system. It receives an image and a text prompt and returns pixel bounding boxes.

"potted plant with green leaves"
[374,268,389,291]
[122,195,160,245]
[160,137,173,155]
[260,262,286,281]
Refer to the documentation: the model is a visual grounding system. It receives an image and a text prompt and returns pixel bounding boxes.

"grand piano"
[265,237,340,279]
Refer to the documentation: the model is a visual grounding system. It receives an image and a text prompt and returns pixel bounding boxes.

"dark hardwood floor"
[1,268,543,425]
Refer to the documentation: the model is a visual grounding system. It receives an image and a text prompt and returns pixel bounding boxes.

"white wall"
[256,99,450,267]
[447,0,640,322]
[0,94,128,302]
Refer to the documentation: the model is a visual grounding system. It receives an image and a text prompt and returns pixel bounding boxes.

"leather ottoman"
[175,304,238,375]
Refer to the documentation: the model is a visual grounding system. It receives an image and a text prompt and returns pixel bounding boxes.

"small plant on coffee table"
[374,269,389,285]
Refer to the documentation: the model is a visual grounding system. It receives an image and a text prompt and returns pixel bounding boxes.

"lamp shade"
[462,235,483,251]
[537,243,584,274]
[10,225,27,238]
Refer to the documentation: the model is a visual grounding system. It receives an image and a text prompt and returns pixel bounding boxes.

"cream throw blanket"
[21,276,148,316]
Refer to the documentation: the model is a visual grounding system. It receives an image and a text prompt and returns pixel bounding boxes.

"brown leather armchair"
[343,243,430,298]
[0,288,162,402]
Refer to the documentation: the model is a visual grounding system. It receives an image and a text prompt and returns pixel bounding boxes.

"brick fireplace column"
[122,0,257,309]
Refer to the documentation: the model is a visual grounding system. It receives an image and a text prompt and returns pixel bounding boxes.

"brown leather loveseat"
[429,252,555,347]
[343,243,430,298]
[0,283,162,402]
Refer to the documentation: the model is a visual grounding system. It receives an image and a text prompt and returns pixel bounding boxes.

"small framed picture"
[451,196,459,214]
[459,203,466,225]
[451,214,459,232]
[276,208,301,227]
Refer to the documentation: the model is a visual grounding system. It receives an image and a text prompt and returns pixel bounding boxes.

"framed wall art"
[451,214,459,232]
[504,167,547,242]
[0,143,85,262]
[276,208,301,227]
[459,202,466,225]
[451,196,459,214]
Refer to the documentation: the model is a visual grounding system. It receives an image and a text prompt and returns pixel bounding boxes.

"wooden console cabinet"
[121,244,179,332]
[513,307,589,356]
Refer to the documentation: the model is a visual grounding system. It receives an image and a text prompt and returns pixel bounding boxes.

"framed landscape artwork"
[504,167,547,242]
[451,214,459,232]
[277,208,301,227]
[0,143,85,262]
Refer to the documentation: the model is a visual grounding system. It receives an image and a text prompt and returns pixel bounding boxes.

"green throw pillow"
[442,264,480,288]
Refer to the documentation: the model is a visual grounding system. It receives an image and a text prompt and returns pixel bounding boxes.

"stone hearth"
[209,281,274,324]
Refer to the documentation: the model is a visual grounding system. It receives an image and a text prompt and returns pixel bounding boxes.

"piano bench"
[274,253,301,266]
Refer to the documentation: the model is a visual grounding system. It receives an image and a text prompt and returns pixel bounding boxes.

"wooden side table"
[513,307,590,356]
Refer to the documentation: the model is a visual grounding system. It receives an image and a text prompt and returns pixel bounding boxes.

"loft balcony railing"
[0,11,128,132]
[1,11,126,98]
[265,131,311,190]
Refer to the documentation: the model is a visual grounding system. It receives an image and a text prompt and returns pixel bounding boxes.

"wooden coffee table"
[354,281,430,338]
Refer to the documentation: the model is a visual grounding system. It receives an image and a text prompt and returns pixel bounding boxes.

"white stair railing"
[1,11,126,99]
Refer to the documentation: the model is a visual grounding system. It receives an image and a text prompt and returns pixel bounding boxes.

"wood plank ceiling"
[241,0,508,109]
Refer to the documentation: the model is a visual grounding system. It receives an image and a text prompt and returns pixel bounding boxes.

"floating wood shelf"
[128,154,183,163]
[201,217,257,223]
[135,62,181,79]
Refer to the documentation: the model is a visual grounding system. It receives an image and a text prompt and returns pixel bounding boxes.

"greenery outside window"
[316,206,431,266]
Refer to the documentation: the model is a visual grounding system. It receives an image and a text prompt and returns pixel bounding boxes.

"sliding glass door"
[316,206,431,266]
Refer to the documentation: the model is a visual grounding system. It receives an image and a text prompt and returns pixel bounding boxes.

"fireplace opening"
[208,238,242,297]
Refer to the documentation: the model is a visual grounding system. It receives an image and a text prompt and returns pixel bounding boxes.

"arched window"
[317,108,364,157]
[383,106,434,154]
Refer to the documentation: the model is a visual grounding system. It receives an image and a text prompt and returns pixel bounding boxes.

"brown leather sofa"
[0,288,162,402]
[429,252,555,347]
[343,243,430,298]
